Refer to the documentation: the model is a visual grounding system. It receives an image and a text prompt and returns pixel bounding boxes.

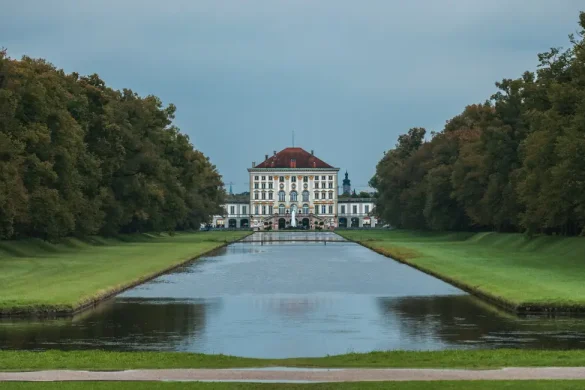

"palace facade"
[248,147,339,230]
[210,147,378,230]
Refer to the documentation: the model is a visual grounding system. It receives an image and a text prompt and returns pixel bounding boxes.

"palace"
[248,147,339,230]
[212,147,377,230]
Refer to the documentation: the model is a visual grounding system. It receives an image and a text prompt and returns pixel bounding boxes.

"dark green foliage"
[371,12,585,235]
[0,51,224,240]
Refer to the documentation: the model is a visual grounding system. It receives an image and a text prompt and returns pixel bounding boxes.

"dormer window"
[290,158,296,168]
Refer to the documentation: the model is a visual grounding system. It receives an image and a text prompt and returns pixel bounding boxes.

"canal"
[2,232,585,357]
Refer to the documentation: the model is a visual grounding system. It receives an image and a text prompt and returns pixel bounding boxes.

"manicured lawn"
[3,350,585,371]
[3,381,585,390]
[0,231,250,315]
[337,230,585,312]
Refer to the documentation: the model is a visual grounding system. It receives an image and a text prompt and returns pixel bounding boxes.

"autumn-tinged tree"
[371,11,585,236]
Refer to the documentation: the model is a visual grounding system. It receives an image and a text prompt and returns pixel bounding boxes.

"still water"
[2,232,585,358]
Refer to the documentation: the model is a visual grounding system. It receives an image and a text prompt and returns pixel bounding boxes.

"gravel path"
[2,367,585,382]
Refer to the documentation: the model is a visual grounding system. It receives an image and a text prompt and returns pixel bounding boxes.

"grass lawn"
[3,350,585,371]
[0,231,250,315]
[337,230,585,312]
[3,382,585,390]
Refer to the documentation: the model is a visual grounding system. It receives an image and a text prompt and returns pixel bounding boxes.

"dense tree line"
[0,51,224,240]
[371,12,585,236]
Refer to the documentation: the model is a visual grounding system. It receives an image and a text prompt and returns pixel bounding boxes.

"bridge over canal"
[239,231,347,243]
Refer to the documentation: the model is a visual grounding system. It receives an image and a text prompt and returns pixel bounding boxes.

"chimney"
[273,150,276,155]
[252,161,256,167]
[265,154,268,160]
[311,150,314,155]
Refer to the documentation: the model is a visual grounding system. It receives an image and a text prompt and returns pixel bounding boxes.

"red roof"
[254,147,335,169]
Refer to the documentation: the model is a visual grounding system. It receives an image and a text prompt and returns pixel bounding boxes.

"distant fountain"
[291,208,297,228]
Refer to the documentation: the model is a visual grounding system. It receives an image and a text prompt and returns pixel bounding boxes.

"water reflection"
[3,232,585,357]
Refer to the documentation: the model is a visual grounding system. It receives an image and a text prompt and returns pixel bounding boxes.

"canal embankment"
[4,349,585,370]
[0,231,251,317]
[337,230,585,314]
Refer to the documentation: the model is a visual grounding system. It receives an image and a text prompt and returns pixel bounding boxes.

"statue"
[291,207,297,227]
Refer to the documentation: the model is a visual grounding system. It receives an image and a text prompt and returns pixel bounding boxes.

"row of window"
[252,204,336,215]
[227,206,248,215]
[228,204,370,216]
[254,175,334,182]
[340,205,370,214]
[254,190,335,200]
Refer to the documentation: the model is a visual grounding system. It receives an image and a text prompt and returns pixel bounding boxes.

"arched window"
[302,191,309,202]
[279,204,285,215]
[279,176,285,182]
[290,191,298,202]
[303,204,309,214]
[278,191,286,202]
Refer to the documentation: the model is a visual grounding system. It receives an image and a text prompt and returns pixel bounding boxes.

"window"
[268,182,273,189]
[254,183,259,189]
[230,206,235,215]
[328,192,333,199]
[341,205,346,214]
[262,205,266,215]
[279,176,285,182]
[261,192,266,200]
[269,206,273,214]
[255,176,259,180]
[278,191,286,202]
[279,204,285,214]
[262,183,266,189]
[314,192,319,199]
[365,205,370,214]
[322,205,327,214]
[322,176,326,180]
[291,176,296,182]
[303,176,308,182]
[328,182,333,189]
[315,182,319,189]
[255,205,259,214]
[290,191,298,202]
[322,191,326,199]
[303,204,309,214]
[268,192,273,200]
[315,176,319,181]
[254,192,259,200]
[329,176,333,180]
[353,205,358,214]
[302,191,309,201]
[261,176,266,180]
[328,205,333,214]
[315,205,319,214]
[242,206,247,215]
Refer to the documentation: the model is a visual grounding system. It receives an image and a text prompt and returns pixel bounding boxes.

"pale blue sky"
[2,1,583,192]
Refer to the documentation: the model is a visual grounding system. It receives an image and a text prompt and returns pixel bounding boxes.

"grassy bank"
[3,350,585,371]
[4,382,585,390]
[337,230,585,312]
[0,231,250,316]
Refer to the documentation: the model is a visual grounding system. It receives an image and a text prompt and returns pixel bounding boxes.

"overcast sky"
[2,1,583,193]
